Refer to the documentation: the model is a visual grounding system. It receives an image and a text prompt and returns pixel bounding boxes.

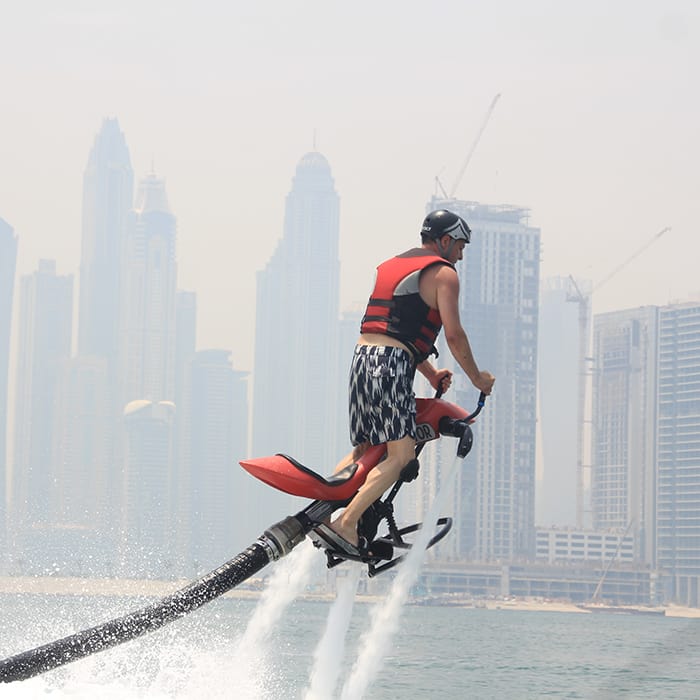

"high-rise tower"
[51,353,112,573]
[121,400,176,579]
[657,301,700,606]
[537,277,581,527]
[189,350,249,571]
[428,197,540,562]
[65,119,134,572]
[78,118,134,367]
[115,173,178,577]
[172,290,197,574]
[121,172,177,405]
[251,152,341,528]
[10,260,73,572]
[0,218,17,567]
[591,306,658,563]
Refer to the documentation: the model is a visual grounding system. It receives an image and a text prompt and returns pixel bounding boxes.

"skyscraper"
[189,350,249,570]
[0,218,17,567]
[121,400,176,578]
[252,151,341,528]
[78,118,134,367]
[114,172,179,576]
[121,172,177,405]
[72,119,134,564]
[173,290,197,573]
[11,260,73,572]
[591,306,658,563]
[51,355,112,573]
[657,301,700,606]
[428,197,540,562]
[537,277,582,527]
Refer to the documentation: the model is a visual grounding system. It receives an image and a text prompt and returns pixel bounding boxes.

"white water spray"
[226,538,318,698]
[340,453,463,700]
[304,564,362,700]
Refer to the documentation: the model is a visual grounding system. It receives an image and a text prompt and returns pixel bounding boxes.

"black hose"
[0,541,272,683]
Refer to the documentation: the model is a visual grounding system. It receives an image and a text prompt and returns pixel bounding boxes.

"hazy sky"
[1,1,698,370]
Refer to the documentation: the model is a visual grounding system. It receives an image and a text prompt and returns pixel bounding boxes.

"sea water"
[339,454,466,700]
[1,590,699,699]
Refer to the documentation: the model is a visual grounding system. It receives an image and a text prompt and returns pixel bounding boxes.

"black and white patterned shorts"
[348,345,417,446]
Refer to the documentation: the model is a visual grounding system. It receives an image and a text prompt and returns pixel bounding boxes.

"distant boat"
[576,602,666,616]
[410,594,474,607]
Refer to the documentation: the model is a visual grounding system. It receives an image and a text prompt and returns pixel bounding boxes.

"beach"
[2,575,699,618]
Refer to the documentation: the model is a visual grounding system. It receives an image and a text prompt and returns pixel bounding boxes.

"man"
[318,209,495,555]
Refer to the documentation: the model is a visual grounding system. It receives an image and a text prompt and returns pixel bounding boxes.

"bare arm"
[417,360,452,392]
[435,266,495,394]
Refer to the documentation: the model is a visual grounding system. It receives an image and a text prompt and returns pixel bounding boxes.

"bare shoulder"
[431,263,459,290]
[422,261,458,284]
[420,263,458,308]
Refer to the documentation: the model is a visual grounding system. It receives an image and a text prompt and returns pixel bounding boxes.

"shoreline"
[476,599,700,618]
[1,576,699,619]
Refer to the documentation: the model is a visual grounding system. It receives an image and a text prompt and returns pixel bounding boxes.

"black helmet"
[421,210,471,244]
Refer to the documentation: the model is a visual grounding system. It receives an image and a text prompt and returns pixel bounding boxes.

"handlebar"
[437,391,487,459]
[466,391,487,422]
[438,391,486,432]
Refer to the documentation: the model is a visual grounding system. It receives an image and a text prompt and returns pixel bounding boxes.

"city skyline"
[2,118,700,605]
[1,3,697,376]
[1,121,695,530]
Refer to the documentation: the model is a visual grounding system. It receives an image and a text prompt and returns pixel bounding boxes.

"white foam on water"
[1,626,194,699]
[2,462,464,700]
[340,453,462,700]
[304,563,362,700]
[221,537,318,699]
[0,537,320,698]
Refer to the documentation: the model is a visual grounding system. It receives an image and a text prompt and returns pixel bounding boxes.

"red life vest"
[360,249,452,362]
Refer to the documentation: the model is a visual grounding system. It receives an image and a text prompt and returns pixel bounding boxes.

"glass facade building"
[428,197,540,562]
[657,302,700,605]
[251,152,341,529]
[0,219,17,567]
[591,306,658,563]
[11,261,73,572]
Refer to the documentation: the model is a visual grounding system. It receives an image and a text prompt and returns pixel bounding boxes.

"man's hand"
[417,362,453,394]
[473,371,495,395]
[432,369,453,394]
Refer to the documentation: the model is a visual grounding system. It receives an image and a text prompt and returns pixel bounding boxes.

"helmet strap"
[436,236,456,260]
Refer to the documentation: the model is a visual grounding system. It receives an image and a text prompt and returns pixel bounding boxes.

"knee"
[388,438,416,468]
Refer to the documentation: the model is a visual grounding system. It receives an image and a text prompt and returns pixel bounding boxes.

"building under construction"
[427,196,540,564]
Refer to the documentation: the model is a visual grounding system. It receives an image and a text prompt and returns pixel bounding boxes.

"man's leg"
[332,442,370,474]
[330,435,416,547]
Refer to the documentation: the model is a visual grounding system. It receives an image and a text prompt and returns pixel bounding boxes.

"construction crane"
[567,226,671,528]
[566,275,591,529]
[433,93,501,202]
[449,93,501,197]
[434,174,450,200]
[593,227,671,292]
